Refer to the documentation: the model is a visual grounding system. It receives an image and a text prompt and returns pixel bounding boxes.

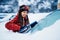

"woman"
[5,5,38,33]
[5,5,30,32]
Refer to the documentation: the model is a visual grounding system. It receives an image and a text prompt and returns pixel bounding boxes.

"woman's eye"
[24,12,26,13]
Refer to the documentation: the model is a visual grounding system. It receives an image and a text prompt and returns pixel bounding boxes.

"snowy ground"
[0,11,60,40]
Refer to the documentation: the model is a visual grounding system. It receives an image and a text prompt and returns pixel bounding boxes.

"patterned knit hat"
[19,5,29,12]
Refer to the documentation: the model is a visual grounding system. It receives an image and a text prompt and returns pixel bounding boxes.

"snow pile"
[0,10,60,40]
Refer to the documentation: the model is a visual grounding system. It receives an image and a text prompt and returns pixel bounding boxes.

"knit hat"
[19,5,29,12]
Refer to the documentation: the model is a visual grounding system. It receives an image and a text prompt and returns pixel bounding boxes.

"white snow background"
[0,0,60,40]
[0,12,60,40]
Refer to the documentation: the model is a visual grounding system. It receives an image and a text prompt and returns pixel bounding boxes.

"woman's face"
[21,11,28,18]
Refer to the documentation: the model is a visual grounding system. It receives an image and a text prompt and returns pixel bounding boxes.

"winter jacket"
[5,15,28,32]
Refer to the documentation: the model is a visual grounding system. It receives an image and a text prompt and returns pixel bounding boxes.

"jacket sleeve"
[5,15,21,32]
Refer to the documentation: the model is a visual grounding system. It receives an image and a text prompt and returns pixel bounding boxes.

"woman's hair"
[18,5,29,27]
